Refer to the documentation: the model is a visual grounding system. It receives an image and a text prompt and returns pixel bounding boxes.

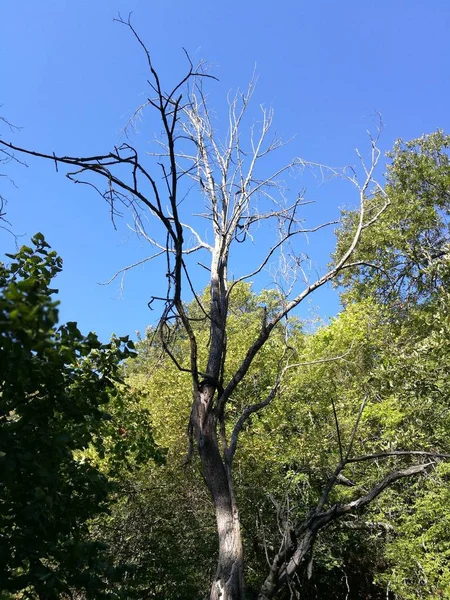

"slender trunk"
[198,243,244,598]
[197,411,245,600]
[210,493,244,600]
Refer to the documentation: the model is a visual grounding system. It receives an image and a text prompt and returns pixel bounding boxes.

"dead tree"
[1,18,447,600]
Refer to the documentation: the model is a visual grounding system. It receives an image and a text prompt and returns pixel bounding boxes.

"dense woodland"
[1,22,450,600]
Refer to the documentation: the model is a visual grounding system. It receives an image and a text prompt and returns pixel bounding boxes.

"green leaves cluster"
[335,130,450,306]
[0,234,138,599]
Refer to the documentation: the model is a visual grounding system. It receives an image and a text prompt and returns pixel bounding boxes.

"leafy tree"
[379,463,450,599]
[0,234,139,599]
[335,130,450,306]
[369,292,450,599]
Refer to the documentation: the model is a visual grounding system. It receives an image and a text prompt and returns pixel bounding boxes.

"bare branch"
[315,394,369,512]
[229,218,338,291]
[347,450,450,463]
[331,397,344,464]
[345,394,368,461]
[99,251,165,286]
[337,462,434,514]
[228,365,285,463]
[221,133,390,407]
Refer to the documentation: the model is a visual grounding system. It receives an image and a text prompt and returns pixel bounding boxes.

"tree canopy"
[0,234,161,599]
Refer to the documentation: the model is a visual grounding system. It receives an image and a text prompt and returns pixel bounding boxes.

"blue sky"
[1,0,450,341]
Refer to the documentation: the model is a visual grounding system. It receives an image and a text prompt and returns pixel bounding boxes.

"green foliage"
[335,130,450,305]
[0,234,137,599]
[236,291,449,597]
[92,465,216,600]
[378,463,450,599]
[115,269,450,598]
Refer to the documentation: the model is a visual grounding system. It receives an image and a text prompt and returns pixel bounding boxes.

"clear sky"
[1,1,450,341]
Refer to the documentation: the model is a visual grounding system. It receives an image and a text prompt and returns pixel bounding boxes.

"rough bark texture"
[196,406,244,600]
[210,500,244,600]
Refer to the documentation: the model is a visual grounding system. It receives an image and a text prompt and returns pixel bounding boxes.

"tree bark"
[210,496,244,600]
[197,409,244,600]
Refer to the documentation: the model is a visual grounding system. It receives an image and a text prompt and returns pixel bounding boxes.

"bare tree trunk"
[210,493,244,600]
[197,412,244,600]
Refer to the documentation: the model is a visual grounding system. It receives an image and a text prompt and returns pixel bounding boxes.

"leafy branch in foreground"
[0,234,161,599]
